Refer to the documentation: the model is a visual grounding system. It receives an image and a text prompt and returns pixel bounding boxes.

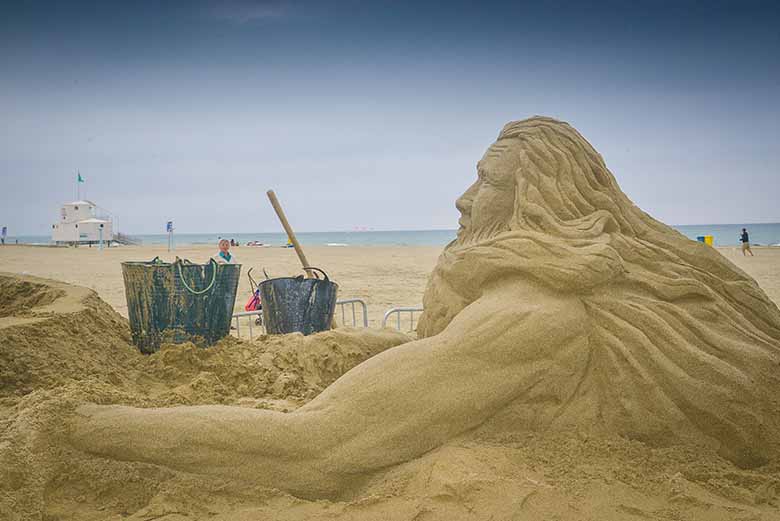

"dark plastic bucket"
[121,258,241,353]
[259,267,338,335]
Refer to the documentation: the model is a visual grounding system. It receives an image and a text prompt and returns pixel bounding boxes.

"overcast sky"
[2,0,779,235]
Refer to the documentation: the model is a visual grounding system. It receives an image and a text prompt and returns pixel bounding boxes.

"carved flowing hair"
[418,117,780,466]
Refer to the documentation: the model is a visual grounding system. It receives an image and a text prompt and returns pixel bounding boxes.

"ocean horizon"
[6,223,780,248]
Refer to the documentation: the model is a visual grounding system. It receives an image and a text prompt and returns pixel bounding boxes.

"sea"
[6,224,780,248]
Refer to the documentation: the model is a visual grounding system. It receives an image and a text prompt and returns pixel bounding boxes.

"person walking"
[740,228,754,256]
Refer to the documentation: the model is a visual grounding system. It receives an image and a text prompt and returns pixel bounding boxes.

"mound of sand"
[0,275,64,318]
[145,327,412,407]
[3,117,780,520]
[0,272,407,405]
[0,273,136,398]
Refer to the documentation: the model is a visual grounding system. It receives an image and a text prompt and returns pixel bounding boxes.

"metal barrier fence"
[336,298,369,328]
[231,310,264,340]
[231,298,369,340]
[382,306,424,332]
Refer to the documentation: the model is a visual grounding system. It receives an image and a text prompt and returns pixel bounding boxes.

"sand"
[2,117,780,520]
[0,273,412,519]
[2,243,778,326]
[0,244,440,328]
[4,275,780,520]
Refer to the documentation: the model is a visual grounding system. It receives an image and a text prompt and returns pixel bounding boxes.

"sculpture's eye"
[480,168,507,188]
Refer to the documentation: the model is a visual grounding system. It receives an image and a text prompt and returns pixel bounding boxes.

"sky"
[2,0,779,235]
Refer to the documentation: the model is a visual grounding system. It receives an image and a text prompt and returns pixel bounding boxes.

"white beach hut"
[52,200,113,245]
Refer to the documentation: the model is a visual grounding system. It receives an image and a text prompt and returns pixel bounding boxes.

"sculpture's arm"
[70,280,587,497]
[310,279,588,472]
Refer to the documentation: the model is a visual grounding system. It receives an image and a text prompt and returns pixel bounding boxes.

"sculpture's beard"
[418,211,515,338]
[455,217,511,248]
[418,201,626,338]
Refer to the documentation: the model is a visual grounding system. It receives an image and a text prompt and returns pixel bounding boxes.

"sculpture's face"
[455,140,519,244]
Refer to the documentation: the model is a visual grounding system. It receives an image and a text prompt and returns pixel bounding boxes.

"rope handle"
[176,258,218,295]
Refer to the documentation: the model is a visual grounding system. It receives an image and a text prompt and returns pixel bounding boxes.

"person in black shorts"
[740,228,754,256]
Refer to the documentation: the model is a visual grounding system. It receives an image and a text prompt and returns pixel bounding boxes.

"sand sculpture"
[70,117,780,498]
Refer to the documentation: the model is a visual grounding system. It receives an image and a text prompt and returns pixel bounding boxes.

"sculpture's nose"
[456,181,478,216]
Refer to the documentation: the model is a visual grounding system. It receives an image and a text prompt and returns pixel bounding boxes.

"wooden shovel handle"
[266,190,315,278]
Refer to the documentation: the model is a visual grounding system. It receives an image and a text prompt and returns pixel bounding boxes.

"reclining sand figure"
[71,116,780,499]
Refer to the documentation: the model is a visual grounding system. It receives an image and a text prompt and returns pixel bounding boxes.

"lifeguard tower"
[52,200,113,246]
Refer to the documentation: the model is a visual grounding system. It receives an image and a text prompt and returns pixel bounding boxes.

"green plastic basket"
[121,258,241,353]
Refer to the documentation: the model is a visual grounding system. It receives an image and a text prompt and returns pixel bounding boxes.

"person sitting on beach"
[213,239,236,264]
[741,228,754,256]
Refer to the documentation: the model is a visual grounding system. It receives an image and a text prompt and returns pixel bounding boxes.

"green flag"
[77,172,84,183]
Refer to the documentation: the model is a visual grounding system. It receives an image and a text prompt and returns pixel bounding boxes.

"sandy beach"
[4,242,780,521]
[1,243,779,320]
[0,244,443,328]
